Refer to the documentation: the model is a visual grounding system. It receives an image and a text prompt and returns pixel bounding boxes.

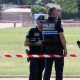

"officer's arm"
[24,38,42,47]
[59,32,67,56]
[57,18,67,56]
[24,38,30,46]
[59,32,66,49]
[24,28,42,47]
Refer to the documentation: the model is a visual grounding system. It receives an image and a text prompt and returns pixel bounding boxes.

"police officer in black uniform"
[24,15,45,80]
[42,7,67,80]
[77,40,80,48]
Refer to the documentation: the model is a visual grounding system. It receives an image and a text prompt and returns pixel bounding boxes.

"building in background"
[0,4,33,28]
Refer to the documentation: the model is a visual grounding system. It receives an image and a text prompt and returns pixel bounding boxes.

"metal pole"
[17,0,20,5]
[77,0,80,18]
[0,2,2,20]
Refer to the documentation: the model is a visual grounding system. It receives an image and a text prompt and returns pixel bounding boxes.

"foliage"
[0,0,80,18]
[32,5,45,14]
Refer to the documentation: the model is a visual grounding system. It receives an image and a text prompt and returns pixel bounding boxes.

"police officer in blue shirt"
[42,7,67,80]
[24,15,45,80]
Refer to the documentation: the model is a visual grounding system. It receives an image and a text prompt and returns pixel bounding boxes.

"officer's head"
[36,15,45,31]
[48,7,58,18]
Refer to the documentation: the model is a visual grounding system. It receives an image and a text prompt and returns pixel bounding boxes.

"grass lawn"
[0,27,80,76]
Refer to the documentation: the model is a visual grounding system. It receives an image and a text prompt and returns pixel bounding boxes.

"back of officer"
[24,15,45,80]
[42,7,67,80]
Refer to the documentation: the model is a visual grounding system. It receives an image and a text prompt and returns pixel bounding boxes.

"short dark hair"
[48,7,56,16]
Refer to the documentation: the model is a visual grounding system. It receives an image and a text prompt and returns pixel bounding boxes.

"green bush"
[62,12,78,19]
[32,5,45,14]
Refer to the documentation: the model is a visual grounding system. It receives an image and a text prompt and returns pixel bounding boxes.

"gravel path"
[0,78,80,80]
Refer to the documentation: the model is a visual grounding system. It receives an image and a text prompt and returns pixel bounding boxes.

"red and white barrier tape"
[0,54,80,58]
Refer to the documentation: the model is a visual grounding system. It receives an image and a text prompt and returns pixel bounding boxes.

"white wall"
[0,23,22,29]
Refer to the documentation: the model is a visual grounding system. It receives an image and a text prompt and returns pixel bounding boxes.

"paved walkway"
[0,78,80,80]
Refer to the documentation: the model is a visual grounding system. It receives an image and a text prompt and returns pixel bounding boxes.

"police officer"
[77,40,80,48]
[42,7,67,80]
[24,15,45,80]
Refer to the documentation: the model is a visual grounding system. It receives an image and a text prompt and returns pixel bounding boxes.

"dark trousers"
[43,48,64,80]
[43,58,64,80]
[29,58,44,80]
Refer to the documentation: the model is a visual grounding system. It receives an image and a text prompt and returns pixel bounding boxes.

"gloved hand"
[77,40,80,48]
[25,49,30,62]
[27,58,30,62]
[63,48,67,56]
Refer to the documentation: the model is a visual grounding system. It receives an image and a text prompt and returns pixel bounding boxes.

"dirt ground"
[0,78,80,80]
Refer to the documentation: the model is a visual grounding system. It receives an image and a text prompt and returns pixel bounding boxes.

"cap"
[48,7,56,15]
[36,15,45,21]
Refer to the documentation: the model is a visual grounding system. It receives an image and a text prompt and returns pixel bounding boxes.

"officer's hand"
[63,48,67,56]
[27,58,30,62]
[36,41,42,46]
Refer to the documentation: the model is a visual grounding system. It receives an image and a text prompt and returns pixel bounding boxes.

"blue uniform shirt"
[42,17,64,53]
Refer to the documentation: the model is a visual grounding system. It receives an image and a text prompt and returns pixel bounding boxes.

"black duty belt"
[43,41,61,46]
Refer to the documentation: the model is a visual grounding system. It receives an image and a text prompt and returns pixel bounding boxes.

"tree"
[53,0,78,13]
